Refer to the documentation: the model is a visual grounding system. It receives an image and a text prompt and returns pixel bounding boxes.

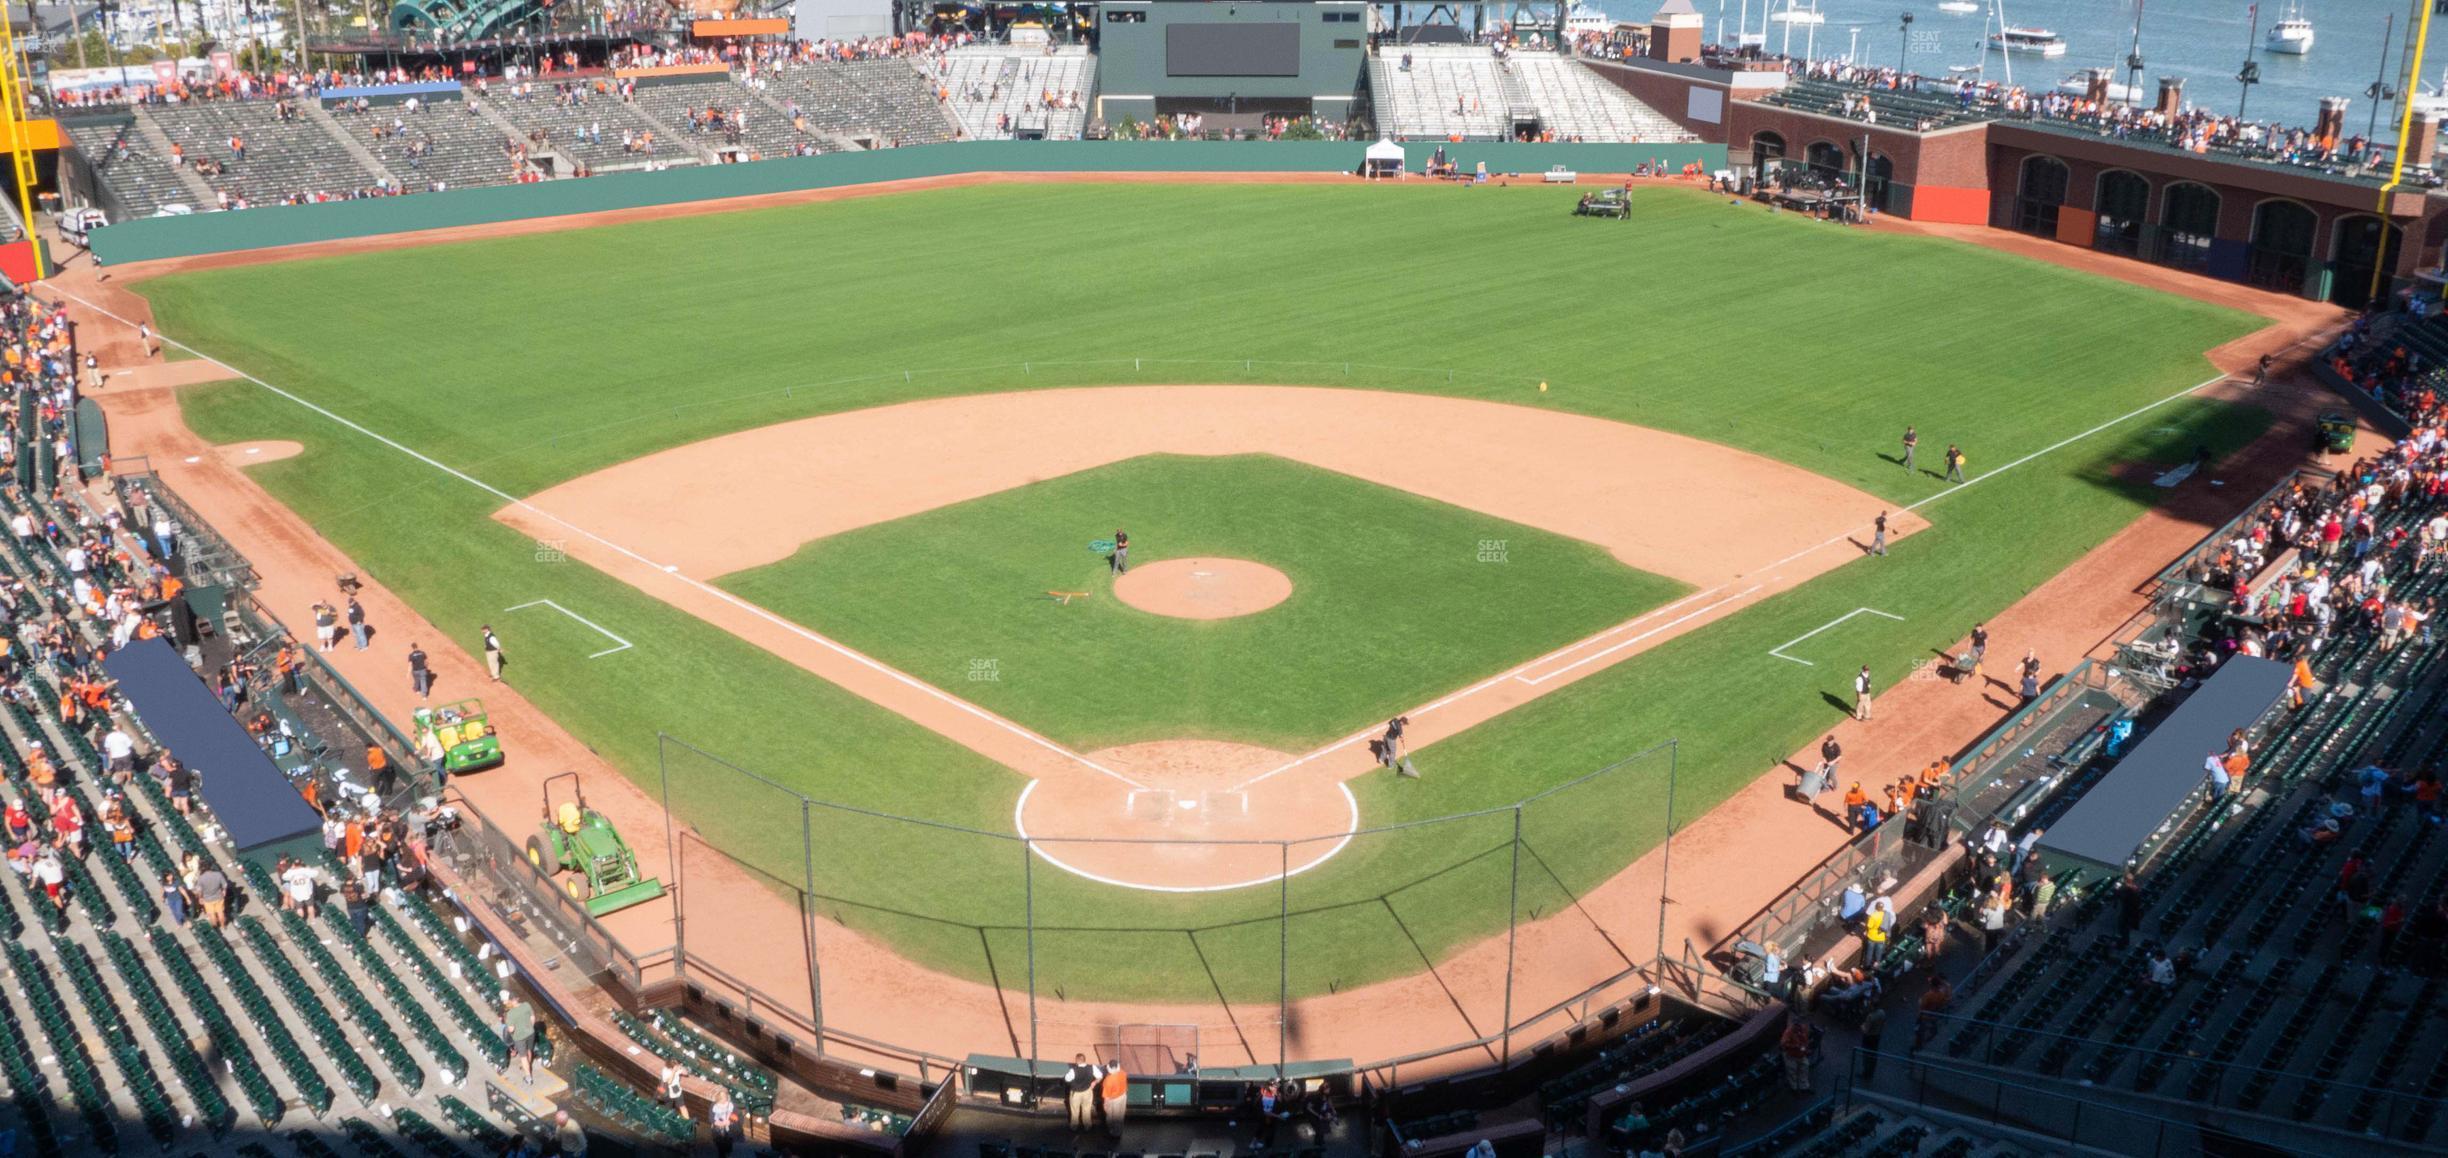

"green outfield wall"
[85,139,1725,265]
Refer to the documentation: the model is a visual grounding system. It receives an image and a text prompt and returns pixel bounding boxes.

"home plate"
[1178,799,1199,810]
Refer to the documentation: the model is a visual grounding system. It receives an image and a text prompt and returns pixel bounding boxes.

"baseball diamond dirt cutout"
[498,384,1924,891]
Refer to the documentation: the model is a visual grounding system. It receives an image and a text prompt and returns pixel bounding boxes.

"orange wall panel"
[691,17,788,38]
[2054,206,2096,248]
[0,120,61,155]
[1909,184,1987,225]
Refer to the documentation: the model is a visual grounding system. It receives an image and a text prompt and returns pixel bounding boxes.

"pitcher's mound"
[1114,558,1292,620]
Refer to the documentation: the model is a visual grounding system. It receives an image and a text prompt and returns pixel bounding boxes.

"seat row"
[570,1060,694,1144]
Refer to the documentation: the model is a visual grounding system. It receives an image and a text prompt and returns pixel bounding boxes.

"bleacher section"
[330,96,526,191]
[1370,46,1512,140]
[62,121,199,219]
[1921,477,2448,1146]
[144,101,390,206]
[0,384,766,1154]
[1508,54,1691,142]
[767,58,959,147]
[477,84,695,172]
[1369,47,1686,143]
[928,46,1095,140]
[1729,1102,2033,1157]
[628,77,824,160]
[1756,77,1992,131]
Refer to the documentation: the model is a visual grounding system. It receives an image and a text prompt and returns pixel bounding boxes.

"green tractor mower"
[525,773,667,917]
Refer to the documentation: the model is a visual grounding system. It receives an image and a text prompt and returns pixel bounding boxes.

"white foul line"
[505,598,633,659]
[1768,607,1906,666]
[81,276,2238,851]
[50,289,1144,794]
[1226,364,2239,793]
[1516,585,1767,686]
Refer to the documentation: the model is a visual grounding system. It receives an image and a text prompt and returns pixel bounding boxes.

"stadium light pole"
[2237,4,2262,120]
[1898,10,1913,72]
[2369,11,2399,143]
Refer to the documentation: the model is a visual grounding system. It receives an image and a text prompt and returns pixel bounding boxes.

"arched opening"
[2156,182,2221,272]
[1865,152,1895,214]
[2015,154,2070,235]
[2093,169,2150,257]
[2246,199,2318,292]
[2332,214,2404,309]
[1749,131,1785,184]
[1804,140,1847,185]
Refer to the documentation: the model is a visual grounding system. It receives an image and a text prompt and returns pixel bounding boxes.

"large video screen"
[1166,23,1301,76]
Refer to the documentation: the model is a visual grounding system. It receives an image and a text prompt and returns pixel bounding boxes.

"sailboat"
[2266,0,2313,55]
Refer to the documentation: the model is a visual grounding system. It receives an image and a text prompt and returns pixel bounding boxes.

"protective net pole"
[1502,805,1521,1068]
[1024,836,1040,1106]
[659,736,687,970]
[1655,741,1680,961]
[1278,841,1290,1081]
[802,799,824,1053]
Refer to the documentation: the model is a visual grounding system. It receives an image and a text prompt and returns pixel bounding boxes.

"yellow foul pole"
[0,13,42,279]
[2371,0,2438,304]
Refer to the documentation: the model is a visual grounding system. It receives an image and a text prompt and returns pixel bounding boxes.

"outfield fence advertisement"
[83,139,1726,266]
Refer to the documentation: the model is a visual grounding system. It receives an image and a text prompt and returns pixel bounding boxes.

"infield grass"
[717,453,1685,751]
[152,181,2268,1005]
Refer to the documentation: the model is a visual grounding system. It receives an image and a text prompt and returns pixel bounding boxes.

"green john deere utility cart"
[413,699,502,775]
[525,772,666,917]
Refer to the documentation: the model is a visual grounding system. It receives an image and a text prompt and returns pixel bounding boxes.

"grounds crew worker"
[1099,1060,1130,1136]
[1064,1054,1099,1131]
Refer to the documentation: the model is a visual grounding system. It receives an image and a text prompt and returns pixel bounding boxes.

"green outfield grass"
[717,453,1684,751]
[151,180,2268,1008]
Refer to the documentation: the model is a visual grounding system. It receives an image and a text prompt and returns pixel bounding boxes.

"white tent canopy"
[1363,139,1406,179]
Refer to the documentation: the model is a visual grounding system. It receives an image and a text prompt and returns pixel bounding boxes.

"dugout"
[2033,655,2292,885]
[1092,0,1368,131]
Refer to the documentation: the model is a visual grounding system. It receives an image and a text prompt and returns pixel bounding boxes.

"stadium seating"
[766,58,960,147]
[1369,46,1513,140]
[1505,54,1692,143]
[331,96,528,191]
[1756,78,1989,131]
[61,120,198,218]
[478,83,697,172]
[0,372,717,1156]
[929,45,1096,140]
[628,76,825,160]
[570,1061,695,1144]
[144,100,392,205]
[1931,504,2448,1146]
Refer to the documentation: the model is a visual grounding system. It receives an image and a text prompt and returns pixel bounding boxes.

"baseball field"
[134,179,2267,1011]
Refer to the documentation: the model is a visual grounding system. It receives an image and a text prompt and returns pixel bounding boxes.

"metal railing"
[1856,1034,2440,1154]
[2151,465,2337,590]
[1900,1014,2442,1146]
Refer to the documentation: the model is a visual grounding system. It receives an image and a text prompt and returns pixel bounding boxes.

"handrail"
[2151,466,2338,589]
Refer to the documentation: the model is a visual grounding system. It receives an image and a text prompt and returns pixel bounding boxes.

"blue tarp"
[319,81,464,101]
[103,637,321,853]
[2038,655,2293,874]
